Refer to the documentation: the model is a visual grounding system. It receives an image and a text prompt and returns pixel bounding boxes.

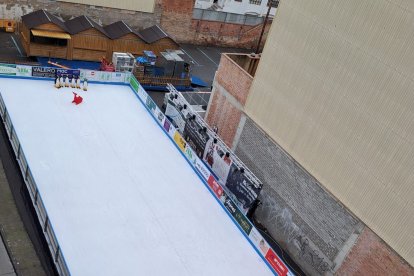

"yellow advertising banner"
[173,132,186,153]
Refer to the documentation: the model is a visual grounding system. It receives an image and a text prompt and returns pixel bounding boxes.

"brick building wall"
[205,54,254,147]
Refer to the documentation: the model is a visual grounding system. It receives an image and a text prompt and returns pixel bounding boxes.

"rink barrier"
[0,93,70,276]
[127,75,293,276]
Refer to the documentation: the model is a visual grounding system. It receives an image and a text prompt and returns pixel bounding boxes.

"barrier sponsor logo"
[194,158,210,180]
[130,76,139,92]
[185,145,196,164]
[0,63,17,75]
[137,85,148,103]
[16,65,32,77]
[56,69,80,79]
[207,175,223,198]
[265,249,288,276]
[146,97,157,113]
[111,72,124,82]
[32,66,56,78]
[173,132,186,153]
[223,196,252,235]
[249,228,269,256]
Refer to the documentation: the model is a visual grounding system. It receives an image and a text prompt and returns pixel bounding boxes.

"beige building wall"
[246,0,414,266]
[58,0,155,13]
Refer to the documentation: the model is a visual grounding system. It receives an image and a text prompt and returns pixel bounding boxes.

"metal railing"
[193,8,264,26]
[0,93,70,276]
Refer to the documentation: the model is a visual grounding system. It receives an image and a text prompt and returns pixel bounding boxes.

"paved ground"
[0,122,51,276]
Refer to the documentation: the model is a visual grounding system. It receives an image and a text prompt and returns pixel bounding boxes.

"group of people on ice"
[54,75,87,105]
[55,75,88,91]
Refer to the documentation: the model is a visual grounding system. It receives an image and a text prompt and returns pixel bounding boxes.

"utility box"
[112,52,136,73]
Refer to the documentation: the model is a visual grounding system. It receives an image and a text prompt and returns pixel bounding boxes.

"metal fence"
[193,8,264,26]
[0,93,70,276]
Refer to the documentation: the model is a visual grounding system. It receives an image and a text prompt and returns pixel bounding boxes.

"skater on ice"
[71,77,76,88]
[65,75,70,87]
[83,78,88,91]
[76,77,81,89]
[55,75,60,88]
[59,75,64,88]
[72,92,83,105]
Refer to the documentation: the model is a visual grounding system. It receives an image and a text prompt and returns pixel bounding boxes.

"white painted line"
[180,48,200,66]
[11,36,23,57]
[197,48,218,66]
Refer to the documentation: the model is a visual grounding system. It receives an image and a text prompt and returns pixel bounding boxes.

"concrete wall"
[246,0,414,267]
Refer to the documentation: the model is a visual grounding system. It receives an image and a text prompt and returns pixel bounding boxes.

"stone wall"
[0,0,162,30]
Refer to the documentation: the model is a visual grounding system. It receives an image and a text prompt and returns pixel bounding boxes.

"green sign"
[224,196,252,234]
[130,76,139,92]
[0,63,16,75]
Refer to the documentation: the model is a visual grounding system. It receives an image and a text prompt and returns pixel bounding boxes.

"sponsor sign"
[194,158,210,180]
[16,65,32,77]
[173,132,186,153]
[154,107,165,125]
[249,228,269,256]
[223,195,252,235]
[146,97,157,113]
[111,72,125,83]
[165,100,186,133]
[184,145,197,165]
[225,163,260,209]
[32,66,56,78]
[207,175,224,198]
[0,63,16,75]
[203,140,232,184]
[56,69,80,79]
[265,249,288,276]
[137,85,148,103]
[183,118,210,158]
[130,76,139,92]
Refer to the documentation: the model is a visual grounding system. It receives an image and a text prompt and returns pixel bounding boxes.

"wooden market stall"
[21,10,71,59]
[20,10,179,62]
[137,25,179,56]
[104,21,147,56]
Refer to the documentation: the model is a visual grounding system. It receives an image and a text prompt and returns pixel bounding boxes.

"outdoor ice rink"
[0,78,272,276]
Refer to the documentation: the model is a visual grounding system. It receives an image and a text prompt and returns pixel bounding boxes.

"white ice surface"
[0,78,272,276]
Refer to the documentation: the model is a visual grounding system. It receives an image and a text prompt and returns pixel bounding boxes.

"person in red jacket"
[72,92,83,105]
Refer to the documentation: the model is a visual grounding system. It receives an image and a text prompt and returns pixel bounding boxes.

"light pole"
[255,0,273,54]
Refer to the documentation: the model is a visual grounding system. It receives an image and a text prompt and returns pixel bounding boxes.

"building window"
[269,0,279,8]
[249,0,262,4]
[234,0,242,2]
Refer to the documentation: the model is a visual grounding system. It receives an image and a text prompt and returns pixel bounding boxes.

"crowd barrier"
[0,64,294,276]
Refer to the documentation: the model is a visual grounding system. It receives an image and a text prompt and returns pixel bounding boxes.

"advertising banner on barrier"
[194,157,210,180]
[203,140,232,184]
[111,72,125,83]
[0,63,17,75]
[249,227,270,256]
[146,96,157,113]
[32,66,56,78]
[223,194,252,235]
[165,100,186,133]
[265,248,289,276]
[137,85,148,103]
[207,175,224,198]
[130,75,139,91]
[16,65,32,77]
[154,107,165,125]
[56,69,80,79]
[81,70,111,82]
[183,119,210,158]
[184,145,197,165]
[225,163,260,210]
[173,132,186,153]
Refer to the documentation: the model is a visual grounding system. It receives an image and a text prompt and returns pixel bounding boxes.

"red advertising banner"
[265,249,288,276]
[207,175,224,198]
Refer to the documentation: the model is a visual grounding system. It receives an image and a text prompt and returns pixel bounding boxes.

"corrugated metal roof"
[104,21,138,40]
[137,25,176,44]
[21,9,68,32]
[65,15,109,37]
